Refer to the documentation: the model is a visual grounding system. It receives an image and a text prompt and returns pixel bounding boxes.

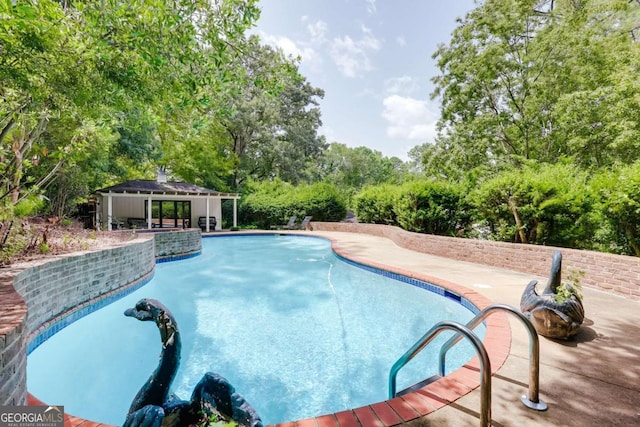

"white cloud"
[384,76,419,96]
[359,24,381,50]
[259,32,322,70]
[307,20,329,44]
[329,25,380,77]
[365,0,377,15]
[396,35,406,46]
[382,95,438,141]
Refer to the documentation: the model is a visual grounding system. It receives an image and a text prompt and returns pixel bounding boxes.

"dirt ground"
[0,216,132,266]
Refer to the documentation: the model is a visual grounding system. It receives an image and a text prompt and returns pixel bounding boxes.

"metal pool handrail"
[438,303,548,411]
[388,320,492,427]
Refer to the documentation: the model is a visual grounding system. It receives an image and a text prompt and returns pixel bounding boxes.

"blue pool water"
[27,235,484,425]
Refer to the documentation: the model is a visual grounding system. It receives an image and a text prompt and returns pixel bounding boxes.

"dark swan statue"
[123,298,263,427]
[520,251,584,339]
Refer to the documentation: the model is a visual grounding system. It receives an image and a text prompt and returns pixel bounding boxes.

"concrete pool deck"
[292,230,640,426]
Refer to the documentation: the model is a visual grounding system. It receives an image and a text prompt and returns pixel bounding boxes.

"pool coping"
[28,233,511,427]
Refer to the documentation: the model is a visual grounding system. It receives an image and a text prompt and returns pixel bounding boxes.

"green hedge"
[241,161,640,256]
[352,184,399,224]
[590,163,640,256]
[394,180,472,235]
[469,163,594,248]
[354,180,472,236]
[240,180,347,228]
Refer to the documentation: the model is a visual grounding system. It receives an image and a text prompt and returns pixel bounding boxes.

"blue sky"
[253,0,476,160]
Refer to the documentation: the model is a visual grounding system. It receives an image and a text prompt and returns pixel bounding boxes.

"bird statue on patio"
[122,298,263,427]
[520,251,585,339]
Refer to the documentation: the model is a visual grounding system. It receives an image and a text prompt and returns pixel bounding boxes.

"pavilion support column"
[107,194,113,231]
[206,195,211,232]
[147,196,153,229]
[233,198,238,228]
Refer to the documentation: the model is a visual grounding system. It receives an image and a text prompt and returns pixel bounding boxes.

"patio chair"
[198,216,217,232]
[270,216,297,230]
[295,216,313,231]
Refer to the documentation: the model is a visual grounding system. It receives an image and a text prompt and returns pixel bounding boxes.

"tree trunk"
[508,198,528,244]
[528,218,539,243]
[11,136,24,204]
[624,222,640,256]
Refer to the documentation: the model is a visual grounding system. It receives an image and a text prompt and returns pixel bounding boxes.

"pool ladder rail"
[388,303,548,427]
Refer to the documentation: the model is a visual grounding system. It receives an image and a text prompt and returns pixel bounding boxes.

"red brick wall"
[313,222,640,301]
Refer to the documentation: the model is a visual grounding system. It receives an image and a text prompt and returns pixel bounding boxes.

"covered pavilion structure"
[95,179,240,231]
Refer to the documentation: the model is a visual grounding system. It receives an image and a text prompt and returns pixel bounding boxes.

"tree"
[431,0,555,170]
[1,0,262,217]
[544,0,640,167]
[0,0,263,256]
[0,0,88,209]
[430,0,640,172]
[309,143,406,190]
[219,36,326,190]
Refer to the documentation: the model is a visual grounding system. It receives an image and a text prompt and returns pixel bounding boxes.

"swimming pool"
[27,234,484,425]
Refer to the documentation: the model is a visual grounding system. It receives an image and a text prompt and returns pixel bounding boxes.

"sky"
[253,0,476,160]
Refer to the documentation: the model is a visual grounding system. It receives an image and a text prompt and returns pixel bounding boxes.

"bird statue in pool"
[123,298,263,427]
[520,251,584,339]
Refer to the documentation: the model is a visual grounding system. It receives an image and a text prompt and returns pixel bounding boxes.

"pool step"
[397,374,443,396]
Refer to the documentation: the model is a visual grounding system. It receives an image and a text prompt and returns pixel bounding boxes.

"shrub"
[590,162,640,256]
[394,180,472,235]
[291,183,347,221]
[239,180,347,228]
[353,184,399,224]
[469,163,594,247]
[13,194,46,217]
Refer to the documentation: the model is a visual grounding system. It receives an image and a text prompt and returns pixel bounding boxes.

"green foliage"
[555,270,584,303]
[469,163,593,247]
[308,143,407,196]
[353,184,400,225]
[353,180,473,237]
[1,0,263,218]
[590,162,640,256]
[219,36,326,190]
[430,0,640,172]
[394,180,472,236]
[197,410,237,427]
[239,180,293,227]
[294,182,347,221]
[5,0,640,261]
[240,180,347,228]
[13,195,46,217]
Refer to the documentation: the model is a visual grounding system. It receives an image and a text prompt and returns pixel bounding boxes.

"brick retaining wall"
[314,222,640,301]
[0,228,201,406]
[152,228,201,258]
[0,236,155,405]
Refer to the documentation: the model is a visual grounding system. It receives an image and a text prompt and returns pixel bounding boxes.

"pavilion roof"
[96,180,238,197]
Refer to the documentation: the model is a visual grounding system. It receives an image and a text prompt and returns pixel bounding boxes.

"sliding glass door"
[145,200,191,228]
